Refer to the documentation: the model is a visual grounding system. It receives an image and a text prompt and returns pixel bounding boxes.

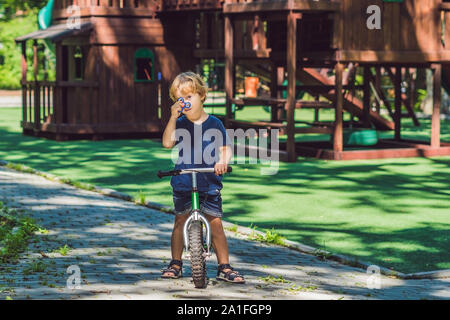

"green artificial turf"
[0,106,449,274]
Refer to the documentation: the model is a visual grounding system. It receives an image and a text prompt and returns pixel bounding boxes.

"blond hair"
[169,71,208,103]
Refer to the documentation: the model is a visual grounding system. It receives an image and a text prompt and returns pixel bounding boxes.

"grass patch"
[53,244,71,256]
[135,190,147,205]
[287,283,318,292]
[0,202,39,263]
[249,226,287,246]
[224,225,238,233]
[23,260,49,274]
[259,275,291,284]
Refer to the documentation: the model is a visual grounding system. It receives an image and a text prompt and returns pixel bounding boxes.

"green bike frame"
[182,171,212,258]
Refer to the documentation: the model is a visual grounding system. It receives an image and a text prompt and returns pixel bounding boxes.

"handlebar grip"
[157,170,180,179]
[226,166,232,173]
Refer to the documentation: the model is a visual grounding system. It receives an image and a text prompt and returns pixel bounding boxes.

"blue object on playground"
[177,97,192,113]
[343,128,379,146]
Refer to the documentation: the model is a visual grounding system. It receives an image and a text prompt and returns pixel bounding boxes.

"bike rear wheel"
[189,221,207,288]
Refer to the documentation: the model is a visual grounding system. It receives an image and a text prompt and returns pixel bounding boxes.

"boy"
[161,71,245,284]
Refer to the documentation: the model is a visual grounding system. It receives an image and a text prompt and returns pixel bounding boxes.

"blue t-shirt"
[170,114,232,193]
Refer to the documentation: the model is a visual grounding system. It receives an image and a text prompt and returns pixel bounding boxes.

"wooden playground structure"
[15,0,450,161]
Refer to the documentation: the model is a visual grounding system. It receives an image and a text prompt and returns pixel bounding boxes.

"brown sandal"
[216,264,245,284]
[161,259,183,279]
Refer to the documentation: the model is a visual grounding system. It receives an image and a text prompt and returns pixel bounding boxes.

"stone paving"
[0,166,449,300]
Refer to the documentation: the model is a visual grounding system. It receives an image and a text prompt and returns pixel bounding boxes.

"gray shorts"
[173,190,223,218]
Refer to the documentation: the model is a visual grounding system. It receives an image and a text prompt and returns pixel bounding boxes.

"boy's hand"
[170,100,183,119]
[214,162,228,176]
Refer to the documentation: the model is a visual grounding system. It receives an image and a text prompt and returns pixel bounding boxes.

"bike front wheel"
[189,220,207,288]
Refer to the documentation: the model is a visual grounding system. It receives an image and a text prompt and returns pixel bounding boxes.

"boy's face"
[176,90,204,120]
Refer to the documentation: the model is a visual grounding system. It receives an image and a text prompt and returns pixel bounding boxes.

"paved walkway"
[0,90,21,108]
[0,166,449,300]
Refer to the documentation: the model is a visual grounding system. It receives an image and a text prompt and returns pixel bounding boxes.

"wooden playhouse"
[15,0,450,161]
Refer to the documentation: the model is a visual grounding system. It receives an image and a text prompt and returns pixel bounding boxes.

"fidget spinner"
[177,97,192,113]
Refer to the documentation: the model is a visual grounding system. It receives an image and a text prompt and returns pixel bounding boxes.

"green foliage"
[0,9,55,89]
[0,202,39,263]
[53,244,71,256]
[249,226,287,246]
[224,225,238,233]
[259,275,291,284]
[5,162,35,174]
[23,259,48,274]
[287,283,318,292]
[415,89,428,111]
[136,190,147,205]
[0,1,47,20]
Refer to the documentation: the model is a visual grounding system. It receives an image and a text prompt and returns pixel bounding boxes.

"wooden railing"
[52,0,162,19]
[161,0,224,11]
[21,81,99,130]
[22,81,55,129]
[54,0,162,9]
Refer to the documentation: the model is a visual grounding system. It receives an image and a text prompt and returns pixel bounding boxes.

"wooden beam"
[339,50,448,64]
[367,68,395,120]
[431,64,442,148]
[333,62,344,157]
[224,15,234,127]
[32,40,40,130]
[295,127,334,134]
[363,66,371,127]
[21,42,27,124]
[21,42,27,83]
[228,119,286,129]
[277,66,285,121]
[223,0,340,14]
[394,66,402,140]
[270,62,279,122]
[295,140,450,161]
[286,11,297,162]
[375,67,382,114]
[55,44,63,125]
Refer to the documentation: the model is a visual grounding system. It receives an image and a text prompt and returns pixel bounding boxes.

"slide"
[37,0,55,54]
[239,62,395,131]
[38,0,54,30]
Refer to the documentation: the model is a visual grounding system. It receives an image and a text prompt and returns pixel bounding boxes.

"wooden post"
[252,14,260,50]
[277,66,285,121]
[55,44,62,125]
[33,40,40,130]
[375,67,381,114]
[224,15,234,128]
[363,66,371,127]
[431,64,442,148]
[270,62,279,122]
[314,96,320,122]
[33,40,38,81]
[394,66,402,141]
[199,13,208,50]
[21,41,27,124]
[286,11,297,162]
[334,62,344,158]
[409,68,418,126]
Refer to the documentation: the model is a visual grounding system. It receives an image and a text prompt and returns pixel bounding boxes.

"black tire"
[189,221,207,288]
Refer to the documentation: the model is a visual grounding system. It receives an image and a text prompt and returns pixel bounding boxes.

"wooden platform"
[289,139,450,160]
[22,120,161,135]
[223,0,341,14]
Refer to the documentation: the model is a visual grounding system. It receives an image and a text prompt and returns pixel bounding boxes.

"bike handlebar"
[157,166,232,179]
